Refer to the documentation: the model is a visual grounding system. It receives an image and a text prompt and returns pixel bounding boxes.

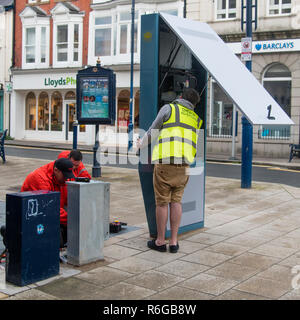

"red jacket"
[21,161,68,226]
[57,151,91,219]
[57,151,91,179]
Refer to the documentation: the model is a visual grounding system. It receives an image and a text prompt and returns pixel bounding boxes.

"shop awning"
[160,13,294,125]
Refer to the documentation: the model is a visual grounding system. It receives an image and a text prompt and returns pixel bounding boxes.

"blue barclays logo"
[255,41,295,51]
[255,44,262,51]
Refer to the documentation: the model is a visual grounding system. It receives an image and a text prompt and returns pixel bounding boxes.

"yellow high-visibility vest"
[152,103,202,164]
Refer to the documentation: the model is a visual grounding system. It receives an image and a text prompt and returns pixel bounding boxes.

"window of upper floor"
[20,7,50,69]
[89,1,181,66]
[268,0,292,16]
[215,0,237,20]
[27,0,49,4]
[51,2,84,68]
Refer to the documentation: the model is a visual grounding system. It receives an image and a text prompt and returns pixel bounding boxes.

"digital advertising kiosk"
[139,13,293,238]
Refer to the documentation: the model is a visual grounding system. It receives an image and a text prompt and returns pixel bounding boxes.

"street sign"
[241,37,252,61]
[5,81,13,94]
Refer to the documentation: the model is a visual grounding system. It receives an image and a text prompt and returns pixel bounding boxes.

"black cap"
[54,158,75,179]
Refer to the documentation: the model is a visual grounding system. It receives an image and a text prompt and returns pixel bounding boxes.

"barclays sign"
[254,41,295,52]
[228,39,300,54]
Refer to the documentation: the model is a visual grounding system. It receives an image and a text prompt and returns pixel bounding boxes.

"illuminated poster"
[81,77,109,119]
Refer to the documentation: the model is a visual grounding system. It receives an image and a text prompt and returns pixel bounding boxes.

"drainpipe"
[8,2,16,136]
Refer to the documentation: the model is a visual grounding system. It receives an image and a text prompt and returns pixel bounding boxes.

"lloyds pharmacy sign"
[228,38,300,54]
[44,76,77,88]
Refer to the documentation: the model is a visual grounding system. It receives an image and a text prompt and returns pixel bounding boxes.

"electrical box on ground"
[5,191,60,286]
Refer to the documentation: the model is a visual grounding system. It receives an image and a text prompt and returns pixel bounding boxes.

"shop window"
[51,91,63,131]
[25,92,36,130]
[65,91,76,100]
[269,0,291,15]
[38,92,49,131]
[117,90,130,131]
[134,90,140,128]
[260,63,291,139]
[209,81,235,137]
[216,0,237,20]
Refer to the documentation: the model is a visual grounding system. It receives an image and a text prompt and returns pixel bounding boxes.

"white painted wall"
[0,7,13,132]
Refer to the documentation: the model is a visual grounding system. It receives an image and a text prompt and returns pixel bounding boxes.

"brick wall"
[14,0,91,68]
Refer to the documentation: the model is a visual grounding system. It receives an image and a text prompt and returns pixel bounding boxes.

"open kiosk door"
[139,13,294,238]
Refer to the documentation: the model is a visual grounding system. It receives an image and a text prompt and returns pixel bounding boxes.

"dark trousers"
[60,225,67,248]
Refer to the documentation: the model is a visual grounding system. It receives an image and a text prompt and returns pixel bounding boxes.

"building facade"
[187,0,300,158]
[0,0,14,134]
[11,0,93,144]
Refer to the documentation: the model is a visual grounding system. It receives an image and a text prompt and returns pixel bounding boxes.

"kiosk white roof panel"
[160,13,294,125]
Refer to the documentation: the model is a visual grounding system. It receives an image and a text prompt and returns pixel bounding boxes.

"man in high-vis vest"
[138,88,202,253]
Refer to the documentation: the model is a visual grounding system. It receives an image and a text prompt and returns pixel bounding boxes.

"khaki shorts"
[153,163,189,206]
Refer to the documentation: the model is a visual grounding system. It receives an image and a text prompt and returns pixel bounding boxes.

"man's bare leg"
[169,202,182,246]
[155,204,168,246]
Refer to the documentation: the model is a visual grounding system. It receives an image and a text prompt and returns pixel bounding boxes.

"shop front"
[11,70,93,145]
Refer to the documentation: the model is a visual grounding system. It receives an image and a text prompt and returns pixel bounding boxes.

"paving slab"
[108,256,161,274]
[37,277,109,300]
[204,242,250,257]
[124,270,185,292]
[279,289,300,300]
[179,273,238,296]
[180,249,232,267]
[229,252,280,270]
[205,262,259,282]
[155,260,210,278]
[255,265,294,287]
[93,282,156,300]
[146,286,214,300]
[135,250,186,265]
[249,244,298,259]
[117,237,152,251]
[213,289,270,300]
[75,266,133,288]
[187,232,228,245]
[278,252,300,268]
[103,244,142,260]
[5,288,59,300]
[234,276,291,299]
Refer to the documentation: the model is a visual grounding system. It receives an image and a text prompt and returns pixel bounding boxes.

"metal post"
[92,124,101,177]
[230,104,237,160]
[183,0,187,18]
[241,0,255,189]
[128,0,135,152]
[73,120,78,150]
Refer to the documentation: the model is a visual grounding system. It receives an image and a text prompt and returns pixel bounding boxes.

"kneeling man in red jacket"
[21,158,75,247]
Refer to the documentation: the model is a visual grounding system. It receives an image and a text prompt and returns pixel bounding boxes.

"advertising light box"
[76,65,116,125]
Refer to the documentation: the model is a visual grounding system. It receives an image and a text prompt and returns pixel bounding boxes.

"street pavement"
[0,142,300,300]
